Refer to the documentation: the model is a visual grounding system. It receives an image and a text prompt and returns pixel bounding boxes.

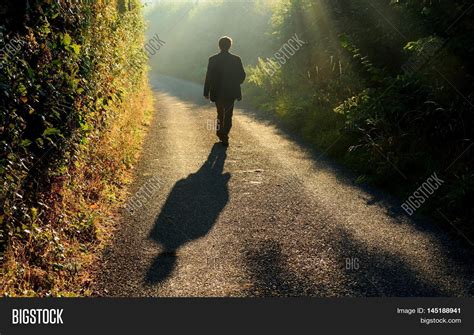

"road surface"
[96,75,473,297]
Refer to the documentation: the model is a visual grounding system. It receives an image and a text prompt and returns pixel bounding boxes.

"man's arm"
[203,57,212,98]
[238,57,246,84]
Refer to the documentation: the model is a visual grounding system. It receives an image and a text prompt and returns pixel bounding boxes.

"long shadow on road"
[145,143,230,284]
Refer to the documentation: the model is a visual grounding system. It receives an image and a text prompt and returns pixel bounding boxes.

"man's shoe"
[221,140,229,147]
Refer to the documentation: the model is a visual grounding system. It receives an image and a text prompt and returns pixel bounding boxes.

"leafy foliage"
[245,0,474,238]
[0,0,150,295]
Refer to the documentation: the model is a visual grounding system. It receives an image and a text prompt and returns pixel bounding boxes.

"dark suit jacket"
[204,51,246,102]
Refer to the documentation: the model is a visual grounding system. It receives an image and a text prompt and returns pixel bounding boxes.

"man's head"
[218,36,232,52]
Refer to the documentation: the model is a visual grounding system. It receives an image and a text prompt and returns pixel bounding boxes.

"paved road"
[97,75,473,297]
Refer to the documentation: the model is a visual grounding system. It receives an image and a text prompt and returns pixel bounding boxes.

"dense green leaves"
[245,0,473,236]
[0,0,147,264]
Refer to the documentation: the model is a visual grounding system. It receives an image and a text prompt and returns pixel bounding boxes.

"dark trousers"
[215,100,234,142]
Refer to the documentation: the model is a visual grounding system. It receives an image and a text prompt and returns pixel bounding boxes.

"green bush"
[245,0,474,237]
[0,0,150,294]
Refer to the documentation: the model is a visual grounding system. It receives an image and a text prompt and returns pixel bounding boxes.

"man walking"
[204,36,246,147]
